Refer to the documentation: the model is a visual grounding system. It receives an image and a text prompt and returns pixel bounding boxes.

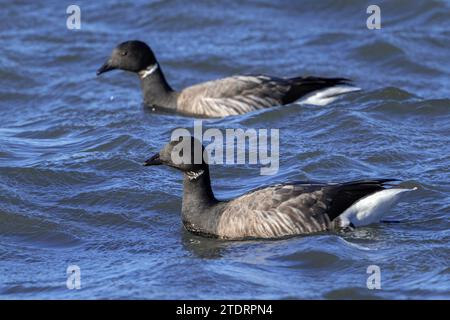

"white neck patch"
[139,64,158,79]
[186,170,204,181]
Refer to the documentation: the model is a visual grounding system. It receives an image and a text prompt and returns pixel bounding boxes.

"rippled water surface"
[0,0,449,299]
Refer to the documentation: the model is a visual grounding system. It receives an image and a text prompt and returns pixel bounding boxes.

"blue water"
[0,0,449,299]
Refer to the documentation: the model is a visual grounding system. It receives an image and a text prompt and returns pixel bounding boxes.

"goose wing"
[177,75,290,117]
[216,179,396,239]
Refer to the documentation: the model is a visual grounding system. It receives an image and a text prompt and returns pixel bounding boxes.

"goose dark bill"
[96,60,116,75]
[144,153,162,166]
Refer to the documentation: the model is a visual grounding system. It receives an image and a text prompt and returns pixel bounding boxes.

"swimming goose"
[97,40,358,118]
[143,137,416,239]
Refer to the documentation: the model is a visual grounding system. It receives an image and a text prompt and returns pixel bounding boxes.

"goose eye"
[121,51,128,56]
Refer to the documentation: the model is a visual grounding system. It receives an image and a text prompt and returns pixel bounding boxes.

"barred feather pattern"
[177,75,290,117]
[216,184,333,239]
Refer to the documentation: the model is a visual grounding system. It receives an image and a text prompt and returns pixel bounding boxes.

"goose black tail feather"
[283,76,354,104]
[326,179,399,222]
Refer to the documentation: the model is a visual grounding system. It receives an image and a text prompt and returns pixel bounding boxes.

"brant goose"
[97,40,359,118]
[143,137,416,239]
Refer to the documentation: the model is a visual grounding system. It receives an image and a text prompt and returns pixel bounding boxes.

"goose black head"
[97,40,157,75]
[144,136,208,173]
